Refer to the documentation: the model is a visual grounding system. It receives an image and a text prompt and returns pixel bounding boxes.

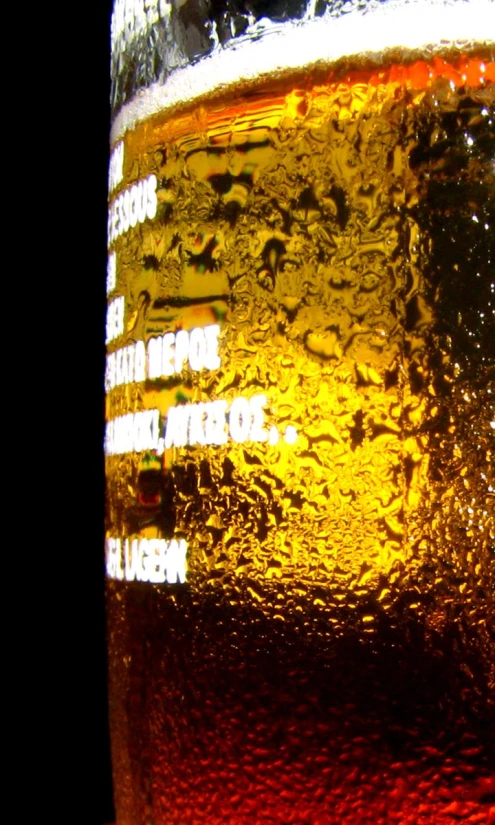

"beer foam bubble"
[111,0,495,142]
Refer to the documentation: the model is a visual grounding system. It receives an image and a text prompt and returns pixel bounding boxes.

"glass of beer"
[106,1,495,822]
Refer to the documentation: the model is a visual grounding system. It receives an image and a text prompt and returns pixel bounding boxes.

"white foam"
[111,0,495,142]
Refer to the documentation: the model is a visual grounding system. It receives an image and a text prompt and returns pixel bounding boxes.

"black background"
[46,2,115,822]
[94,4,116,821]
[76,1,114,819]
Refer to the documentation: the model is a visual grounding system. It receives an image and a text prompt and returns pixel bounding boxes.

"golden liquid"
[106,52,495,824]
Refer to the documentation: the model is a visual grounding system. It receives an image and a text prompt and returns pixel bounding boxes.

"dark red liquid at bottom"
[107,581,495,825]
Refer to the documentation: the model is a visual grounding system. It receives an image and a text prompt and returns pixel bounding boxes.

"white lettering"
[150,409,160,449]
[249,394,268,442]
[188,327,207,371]
[108,142,124,194]
[229,396,251,443]
[147,336,163,379]
[106,538,124,580]
[116,347,124,386]
[122,188,130,233]
[203,324,221,369]
[129,183,139,227]
[105,409,161,455]
[188,403,206,446]
[162,332,175,376]
[146,174,158,220]
[164,405,190,449]
[146,325,222,378]
[127,344,135,382]
[284,425,298,444]
[107,325,221,391]
[124,538,140,581]
[109,536,188,584]
[107,252,117,294]
[105,352,116,391]
[106,296,125,344]
[108,174,158,247]
[142,538,166,583]
[204,400,229,445]
[134,340,146,381]
[106,341,146,390]
[133,411,145,453]
[174,329,189,374]
[136,180,147,223]
[106,395,268,455]
[166,539,188,584]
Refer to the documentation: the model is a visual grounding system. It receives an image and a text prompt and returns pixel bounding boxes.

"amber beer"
[106,2,495,822]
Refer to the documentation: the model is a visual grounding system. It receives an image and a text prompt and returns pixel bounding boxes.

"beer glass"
[106,1,495,822]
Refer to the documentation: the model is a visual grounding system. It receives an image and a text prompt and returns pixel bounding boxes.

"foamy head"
[111,0,495,143]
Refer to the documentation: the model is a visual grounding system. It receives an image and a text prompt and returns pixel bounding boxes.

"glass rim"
[110,0,495,143]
